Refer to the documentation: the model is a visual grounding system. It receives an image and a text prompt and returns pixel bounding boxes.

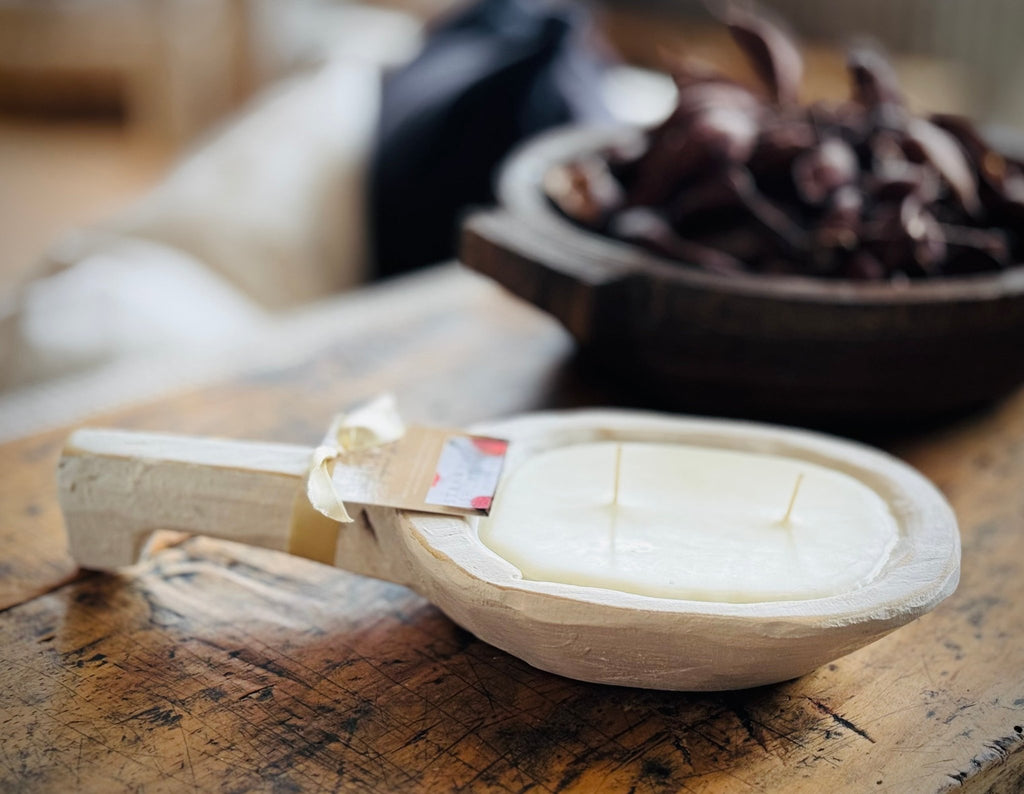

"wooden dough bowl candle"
[59,410,959,691]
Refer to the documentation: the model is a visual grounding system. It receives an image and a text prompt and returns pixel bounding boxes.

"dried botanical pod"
[608,208,746,274]
[626,136,711,208]
[872,163,941,204]
[864,198,945,276]
[816,185,863,250]
[666,68,764,126]
[870,130,906,166]
[904,119,981,217]
[689,105,761,163]
[941,224,1010,272]
[627,87,761,206]
[544,158,624,227]
[746,116,817,198]
[669,173,747,225]
[792,137,859,205]
[755,117,817,165]
[723,3,804,106]
[727,168,808,255]
[868,135,938,203]
[901,197,946,272]
[931,115,993,164]
[847,42,905,112]
[929,114,1023,184]
[811,100,874,148]
[931,114,1024,224]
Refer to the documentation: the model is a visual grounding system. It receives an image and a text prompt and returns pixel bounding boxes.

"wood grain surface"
[1,266,1023,792]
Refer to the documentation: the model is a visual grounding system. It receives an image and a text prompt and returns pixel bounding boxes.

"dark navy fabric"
[369,0,608,277]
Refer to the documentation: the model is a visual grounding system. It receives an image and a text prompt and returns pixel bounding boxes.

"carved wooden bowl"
[60,409,959,691]
[460,125,1024,423]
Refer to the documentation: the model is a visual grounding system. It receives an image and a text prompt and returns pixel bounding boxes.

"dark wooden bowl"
[460,125,1024,423]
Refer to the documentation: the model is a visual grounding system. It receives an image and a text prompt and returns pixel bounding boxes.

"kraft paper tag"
[328,425,508,517]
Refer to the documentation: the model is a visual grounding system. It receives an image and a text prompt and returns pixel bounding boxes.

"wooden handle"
[460,209,638,345]
[57,429,413,585]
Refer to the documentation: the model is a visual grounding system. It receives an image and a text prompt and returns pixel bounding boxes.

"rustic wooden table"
[1,266,1022,792]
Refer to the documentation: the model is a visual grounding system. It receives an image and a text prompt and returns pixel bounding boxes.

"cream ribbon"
[305,393,406,522]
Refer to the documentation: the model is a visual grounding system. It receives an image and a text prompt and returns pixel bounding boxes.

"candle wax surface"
[477,442,899,602]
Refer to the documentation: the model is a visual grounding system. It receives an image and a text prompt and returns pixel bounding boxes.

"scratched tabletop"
[1,266,1022,792]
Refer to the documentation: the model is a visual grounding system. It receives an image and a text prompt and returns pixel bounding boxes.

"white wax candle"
[478,441,899,602]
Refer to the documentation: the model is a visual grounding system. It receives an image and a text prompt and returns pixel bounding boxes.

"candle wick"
[612,443,623,508]
[779,472,805,526]
[609,443,622,555]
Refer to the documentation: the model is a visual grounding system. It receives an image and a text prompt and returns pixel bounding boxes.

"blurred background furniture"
[0,0,427,436]
[0,0,423,142]
[0,0,250,144]
[0,0,1020,440]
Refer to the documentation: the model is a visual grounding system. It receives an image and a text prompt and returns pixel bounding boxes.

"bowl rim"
[497,123,1024,306]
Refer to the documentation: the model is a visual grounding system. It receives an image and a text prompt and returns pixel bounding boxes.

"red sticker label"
[425,435,508,514]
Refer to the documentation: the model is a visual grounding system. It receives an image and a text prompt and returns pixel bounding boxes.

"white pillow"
[91,60,382,309]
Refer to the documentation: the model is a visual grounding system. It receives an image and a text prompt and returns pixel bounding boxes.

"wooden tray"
[460,125,1024,424]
